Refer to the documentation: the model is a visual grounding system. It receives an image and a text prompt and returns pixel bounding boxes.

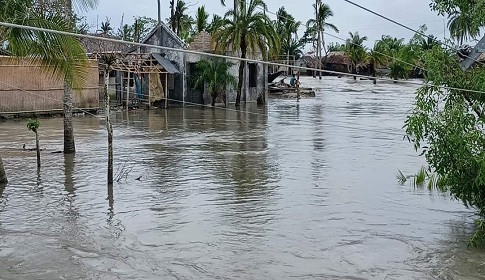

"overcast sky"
[82,0,448,50]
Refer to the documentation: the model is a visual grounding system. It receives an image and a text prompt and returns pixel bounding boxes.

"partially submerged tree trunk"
[370,63,377,84]
[211,93,216,106]
[317,31,322,80]
[35,130,40,168]
[0,156,7,184]
[353,65,357,81]
[104,71,114,185]
[63,81,75,154]
[236,41,247,107]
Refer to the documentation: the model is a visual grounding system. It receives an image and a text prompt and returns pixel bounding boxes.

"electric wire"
[1,20,485,96]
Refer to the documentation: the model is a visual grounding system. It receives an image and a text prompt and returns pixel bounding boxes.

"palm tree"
[214,0,280,106]
[207,14,223,34]
[195,5,209,33]
[306,0,338,79]
[174,0,189,36]
[170,0,175,32]
[282,38,305,61]
[380,35,404,54]
[275,7,301,73]
[192,59,237,106]
[59,0,98,155]
[117,24,133,41]
[1,0,92,172]
[99,17,113,35]
[367,41,387,84]
[345,31,367,80]
[447,4,480,45]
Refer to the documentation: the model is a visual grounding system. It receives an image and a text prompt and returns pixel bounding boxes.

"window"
[249,63,257,88]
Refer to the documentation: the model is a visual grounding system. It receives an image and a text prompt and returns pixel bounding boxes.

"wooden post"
[126,70,130,111]
[165,73,168,109]
[35,131,40,168]
[296,70,301,100]
[104,70,114,185]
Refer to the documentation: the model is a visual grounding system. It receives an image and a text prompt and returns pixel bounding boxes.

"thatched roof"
[188,31,214,52]
[323,51,351,65]
[80,34,133,54]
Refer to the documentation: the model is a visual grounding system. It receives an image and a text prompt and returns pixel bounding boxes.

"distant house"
[0,56,99,115]
[323,51,351,74]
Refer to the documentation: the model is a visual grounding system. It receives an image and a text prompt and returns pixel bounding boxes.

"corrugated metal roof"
[152,53,180,74]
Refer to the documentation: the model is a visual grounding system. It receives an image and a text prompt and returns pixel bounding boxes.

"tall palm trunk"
[236,41,247,106]
[63,81,75,153]
[63,0,75,154]
[317,31,322,79]
[0,156,7,184]
[287,34,291,74]
[170,0,175,32]
[372,63,377,84]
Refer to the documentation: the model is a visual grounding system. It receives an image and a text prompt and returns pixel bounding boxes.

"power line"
[0,21,485,96]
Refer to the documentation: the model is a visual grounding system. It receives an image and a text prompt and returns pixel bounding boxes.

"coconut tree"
[447,4,480,44]
[345,31,367,80]
[367,41,387,84]
[60,0,98,155]
[0,0,92,179]
[207,14,223,34]
[192,59,237,106]
[283,38,305,61]
[306,0,338,79]
[275,7,301,73]
[173,0,188,36]
[214,0,280,106]
[195,5,209,33]
[99,17,113,35]
[380,35,404,56]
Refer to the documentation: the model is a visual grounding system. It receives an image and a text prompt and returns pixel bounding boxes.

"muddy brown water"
[0,76,484,279]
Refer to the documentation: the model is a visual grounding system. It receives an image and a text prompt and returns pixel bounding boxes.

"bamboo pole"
[35,131,40,168]
[104,70,114,185]
[165,73,168,109]
[296,70,301,100]
[127,70,130,111]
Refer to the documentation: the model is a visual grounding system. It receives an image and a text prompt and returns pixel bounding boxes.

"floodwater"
[0,76,484,279]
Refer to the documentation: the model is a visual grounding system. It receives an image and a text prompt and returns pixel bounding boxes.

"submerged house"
[133,24,268,107]
[131,23,186,107]
[185,31,268,105]
[80,23,269,108]
[0,56,99,115]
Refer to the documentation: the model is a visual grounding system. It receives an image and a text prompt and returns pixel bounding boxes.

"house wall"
[0,56,99,113]
[139,25,185,105]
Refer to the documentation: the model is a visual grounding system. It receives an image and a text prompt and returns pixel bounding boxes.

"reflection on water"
[0,76,484,279]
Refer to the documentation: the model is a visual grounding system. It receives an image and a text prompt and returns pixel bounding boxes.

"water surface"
[0,76,484,279]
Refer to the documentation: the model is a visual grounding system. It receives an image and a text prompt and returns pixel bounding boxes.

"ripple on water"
[0,76,481,279]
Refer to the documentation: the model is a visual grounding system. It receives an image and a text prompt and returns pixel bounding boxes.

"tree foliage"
[213,0,279,105]
[192,59,237,106]
[430,0,485,43]
[405,44,485,246]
